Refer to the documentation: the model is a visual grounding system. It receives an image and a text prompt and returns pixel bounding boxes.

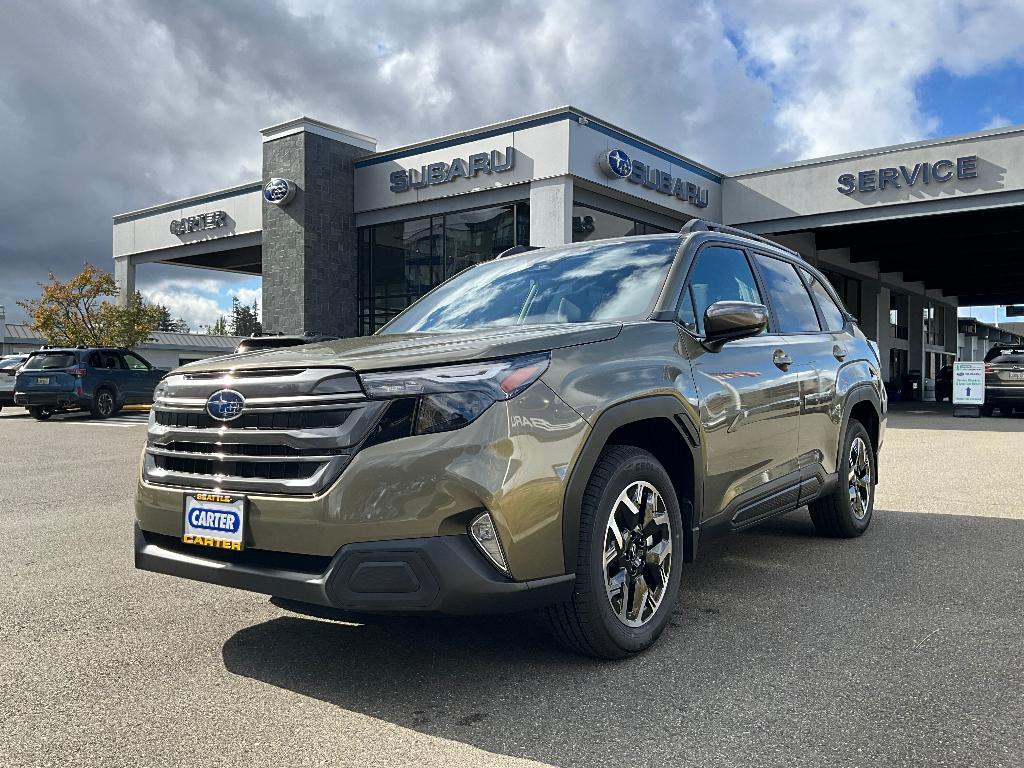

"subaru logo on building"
[263,177,296,206]
[206,389,245,421]
[600,149,633,178]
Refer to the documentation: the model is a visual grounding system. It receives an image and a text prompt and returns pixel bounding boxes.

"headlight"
[360,353,550,440]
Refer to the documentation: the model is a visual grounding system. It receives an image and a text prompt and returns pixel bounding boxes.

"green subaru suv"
[135,220,885,658]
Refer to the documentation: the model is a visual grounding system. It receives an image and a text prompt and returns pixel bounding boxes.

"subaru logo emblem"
[600,149,632,179]
[263,177,296,206]
[206,389,245,421]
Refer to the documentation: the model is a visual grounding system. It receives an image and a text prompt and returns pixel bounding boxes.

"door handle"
[772,349,793,370]
[833,344,848,361]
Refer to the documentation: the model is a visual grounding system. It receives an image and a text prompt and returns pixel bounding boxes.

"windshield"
[381,238,679,334]
[990,354,1024,364]
[0,357,26,370]
[23,352,78,370]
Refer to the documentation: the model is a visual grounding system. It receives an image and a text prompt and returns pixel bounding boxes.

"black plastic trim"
[134,524,574,616]
[561,395,702,572]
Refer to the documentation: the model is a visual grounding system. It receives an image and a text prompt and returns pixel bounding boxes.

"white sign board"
[953,362,985,405]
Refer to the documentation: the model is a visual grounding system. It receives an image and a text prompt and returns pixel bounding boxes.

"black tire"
[981,404,995,417]
[90,387,117,419]
[809,420,876,538]
[28,406,52,421]
[545,445,684,659]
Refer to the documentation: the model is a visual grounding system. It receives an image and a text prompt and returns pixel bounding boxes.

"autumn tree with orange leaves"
[17,263,164,348]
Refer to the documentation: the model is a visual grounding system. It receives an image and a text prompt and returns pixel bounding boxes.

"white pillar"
[529,176,573,247]
[114,256,136,307]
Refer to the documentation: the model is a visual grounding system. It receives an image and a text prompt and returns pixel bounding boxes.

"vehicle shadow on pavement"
[221,510,1023,767]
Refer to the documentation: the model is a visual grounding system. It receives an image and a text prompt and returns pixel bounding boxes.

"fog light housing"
[468,511,509,576]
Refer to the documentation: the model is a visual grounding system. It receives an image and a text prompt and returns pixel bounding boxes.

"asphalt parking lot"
[1,403,1022,768]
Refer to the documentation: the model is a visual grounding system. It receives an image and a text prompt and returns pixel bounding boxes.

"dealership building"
[112,107,1024,391]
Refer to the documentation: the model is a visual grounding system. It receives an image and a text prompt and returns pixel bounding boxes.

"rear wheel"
[809,420,876,538]
[28,406,53,421]
[90,388,117,419]
[545,445,683,659]
[982,404,995,417]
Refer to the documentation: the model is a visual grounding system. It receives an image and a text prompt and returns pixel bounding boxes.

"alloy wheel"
[97,391,114,417]
[848,436,872,520]
[603,480,673,628]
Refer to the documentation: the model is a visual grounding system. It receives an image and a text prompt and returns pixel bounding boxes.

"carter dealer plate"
[182,492,245,551]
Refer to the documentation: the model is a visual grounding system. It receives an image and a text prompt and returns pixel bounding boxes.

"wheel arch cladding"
[842,386,881,477]
[562,396,701,572]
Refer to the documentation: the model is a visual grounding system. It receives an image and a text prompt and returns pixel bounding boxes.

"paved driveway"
[1,405,1021,767]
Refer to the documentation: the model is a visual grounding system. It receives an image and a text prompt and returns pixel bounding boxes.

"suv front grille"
[155,409,352,430]
[152,454,325,481]
[144,368,386,495]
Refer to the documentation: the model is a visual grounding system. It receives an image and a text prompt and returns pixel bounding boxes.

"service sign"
[953,362,985,405]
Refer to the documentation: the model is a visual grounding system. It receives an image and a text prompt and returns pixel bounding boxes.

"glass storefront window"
[571,204,675,242]
[889,292,909,340]
[358,203,528,335]
[445,206,517,278]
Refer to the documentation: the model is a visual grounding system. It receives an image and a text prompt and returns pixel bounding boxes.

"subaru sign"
[206,389,245,421]
[598,149,709,209]
[263,177,296,206]
[389,147,515,193]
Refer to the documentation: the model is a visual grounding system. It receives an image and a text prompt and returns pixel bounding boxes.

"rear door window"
[803,270,848,332]
[678,245,762,335]
[753,254,821,333]
[23,352,78,370]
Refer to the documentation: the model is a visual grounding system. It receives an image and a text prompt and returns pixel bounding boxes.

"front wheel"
[28,406,53,421]
[809,420,876,538]
[545,445,684,659]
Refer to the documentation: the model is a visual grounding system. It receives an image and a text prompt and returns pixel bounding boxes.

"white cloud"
[722,0,1024,158]
[141,288,226,332]
[983,114,1013,130]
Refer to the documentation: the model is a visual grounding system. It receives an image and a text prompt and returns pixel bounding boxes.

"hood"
[174,322,623,374]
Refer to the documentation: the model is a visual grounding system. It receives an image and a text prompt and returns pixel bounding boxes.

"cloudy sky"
[2,0,1024,330]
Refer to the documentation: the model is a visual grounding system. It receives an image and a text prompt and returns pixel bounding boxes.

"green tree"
[17,263,163,347]
[207,316,228,336]
[229,296,262,337]
[153,304,191,334]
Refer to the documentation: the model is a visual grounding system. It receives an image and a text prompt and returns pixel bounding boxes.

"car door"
[121,351,158,403]
[799,267,866,475]
[749,253,833,477]
[676,243,802,527]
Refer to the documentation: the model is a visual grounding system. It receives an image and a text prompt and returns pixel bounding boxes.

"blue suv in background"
[14,347,167,420]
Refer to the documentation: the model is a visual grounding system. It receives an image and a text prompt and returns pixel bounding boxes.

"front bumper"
[134,523,574,615]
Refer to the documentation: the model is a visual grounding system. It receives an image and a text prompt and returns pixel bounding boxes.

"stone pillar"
[260,118,376,338]
[114,255,136,307]
[529,176,573,247]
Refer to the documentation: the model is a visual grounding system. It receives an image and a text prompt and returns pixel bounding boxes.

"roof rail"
[679,218,800,257]
[496,245,542,259]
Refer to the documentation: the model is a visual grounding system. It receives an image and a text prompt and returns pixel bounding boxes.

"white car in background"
[0,354,30,412]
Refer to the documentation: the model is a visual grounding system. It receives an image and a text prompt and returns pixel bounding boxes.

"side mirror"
[703,301,768,350]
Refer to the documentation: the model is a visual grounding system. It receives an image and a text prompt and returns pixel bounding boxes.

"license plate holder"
[183,492,246,551]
